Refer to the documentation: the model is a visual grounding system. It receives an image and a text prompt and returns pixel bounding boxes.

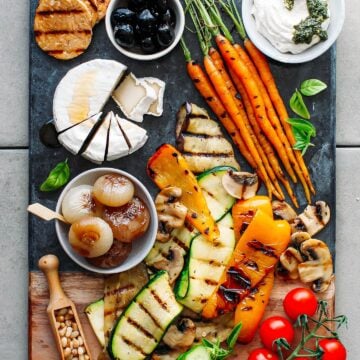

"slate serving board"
[28,0,336,273]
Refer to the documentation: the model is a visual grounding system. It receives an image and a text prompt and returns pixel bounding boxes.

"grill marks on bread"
[34,0,93,60]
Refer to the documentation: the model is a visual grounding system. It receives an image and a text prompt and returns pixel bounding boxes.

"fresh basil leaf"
[287,118,316,136]
[40,159,70,192]
[202,338,215,349]
[226,323,242,350]
[300,79,327,96]
[290,90,310,119]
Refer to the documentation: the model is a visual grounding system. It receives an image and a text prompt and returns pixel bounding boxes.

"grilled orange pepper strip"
[202,210,290,318]
[147,144,219,242]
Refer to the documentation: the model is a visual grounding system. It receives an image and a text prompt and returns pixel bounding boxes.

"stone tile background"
[0,0,358,358]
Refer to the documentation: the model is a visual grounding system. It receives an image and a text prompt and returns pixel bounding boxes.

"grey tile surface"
[0,151,28,358]
[336,0,360,146]
[0,0,29,147]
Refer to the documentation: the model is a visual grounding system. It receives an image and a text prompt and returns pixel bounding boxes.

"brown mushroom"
[155,187,187,242]
[279,247,303,280]
[298,238,334,293]
[150,246,184,284]
[272,200,297,222]
[162,318,196,349]
[291,201,330,236]
[222,171,259,200]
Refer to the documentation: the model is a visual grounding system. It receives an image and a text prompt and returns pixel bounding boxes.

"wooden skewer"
[38,255,92,360]
[27,203,68,223]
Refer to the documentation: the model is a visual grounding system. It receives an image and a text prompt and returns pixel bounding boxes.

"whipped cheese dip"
[251,0,330,54]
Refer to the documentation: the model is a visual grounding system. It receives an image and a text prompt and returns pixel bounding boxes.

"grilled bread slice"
[96,0,111,21]
[34,0,93,60]
[176,103,240,173]
[81,0,98,26]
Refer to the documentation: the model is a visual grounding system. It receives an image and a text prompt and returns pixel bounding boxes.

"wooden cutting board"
[29,272,335,359]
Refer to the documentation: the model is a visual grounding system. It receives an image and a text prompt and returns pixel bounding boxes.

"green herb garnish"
[300,79,327,96]
[287,118,316,155]
[40,159,70,192]
[290,90,310,119]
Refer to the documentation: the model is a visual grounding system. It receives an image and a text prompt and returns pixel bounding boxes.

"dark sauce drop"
[39,121,61,148]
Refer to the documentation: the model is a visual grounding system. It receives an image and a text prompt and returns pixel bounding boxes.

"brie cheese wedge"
[53,59,127,132]
[82,113,111,164]
[143,77,166,117]
[58,113,102,155]
[106,111,130,161]
[116,115,148,154]
[112,73,157,123]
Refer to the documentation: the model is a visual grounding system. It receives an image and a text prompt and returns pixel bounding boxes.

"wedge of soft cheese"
[112,73,157,123]
[115,114,148,154]
[53,59,127,132]
[58,113,102,155]
[82,113,111,164]
[106,111,130,161]
[143,77,166,117]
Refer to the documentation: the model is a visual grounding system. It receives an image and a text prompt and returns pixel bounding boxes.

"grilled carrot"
[216,35,297,184]
[230,68,299,207]
[235,43,311,203]
[209,47,284,200]
[203,54,274,197]
[244,38,315,195]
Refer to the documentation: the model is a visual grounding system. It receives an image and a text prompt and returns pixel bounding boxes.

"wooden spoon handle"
[28,203,68,223]
[38,255,68,307]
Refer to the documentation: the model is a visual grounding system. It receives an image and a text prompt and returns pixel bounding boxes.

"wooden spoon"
[38,254,92,359]
[28,203,68,223]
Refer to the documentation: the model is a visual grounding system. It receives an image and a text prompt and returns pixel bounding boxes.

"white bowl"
[55,168,157,274]
[105,0,185,61]
[242,0,345,64]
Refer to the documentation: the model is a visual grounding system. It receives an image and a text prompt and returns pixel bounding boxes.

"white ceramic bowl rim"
[55,168,158,274]
[242,0,345,64]
[105,0,185,61]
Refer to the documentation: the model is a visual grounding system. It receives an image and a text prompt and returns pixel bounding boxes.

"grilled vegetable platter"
[28,0,346,359]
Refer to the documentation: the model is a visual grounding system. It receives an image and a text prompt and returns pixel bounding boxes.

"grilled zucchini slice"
[108,271,183,360]
[85,299,105,347]
[177,345,211,360]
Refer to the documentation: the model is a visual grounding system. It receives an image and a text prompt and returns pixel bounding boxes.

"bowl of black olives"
[106,0,185,60]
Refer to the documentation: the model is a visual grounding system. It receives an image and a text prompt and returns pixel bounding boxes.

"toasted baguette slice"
[96,0,111,21]
[176,103,240,173]
[81,0,98,25]
[34,0,93,60]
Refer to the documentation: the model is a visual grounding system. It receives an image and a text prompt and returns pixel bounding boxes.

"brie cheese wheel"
[106,112,130,161]
[112,73,157,123]
[58,113,102,155]
[116,115,148,154]
[53,59,127,132]
[143,77,165,117]
[82,113,111,164]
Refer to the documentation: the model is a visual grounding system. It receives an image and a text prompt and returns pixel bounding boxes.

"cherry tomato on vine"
[259,316,295,351]
[283,288,318,321]
[319,339,347,360]
[248,348,279,360]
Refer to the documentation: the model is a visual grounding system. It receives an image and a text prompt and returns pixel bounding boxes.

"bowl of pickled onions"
[55,168,157,274]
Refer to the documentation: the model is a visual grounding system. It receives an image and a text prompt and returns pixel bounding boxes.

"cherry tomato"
[319,339,347,360]
[248,348,279,360]
[283,288,318,321]
[259,316,295,351]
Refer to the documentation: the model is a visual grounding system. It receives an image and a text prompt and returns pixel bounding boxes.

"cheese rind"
[143,77,166,117]
[53,59,127,132]
[106,112,130,161]
[112,73,157,123]
[58,113,102,155]
[82,112,111,164]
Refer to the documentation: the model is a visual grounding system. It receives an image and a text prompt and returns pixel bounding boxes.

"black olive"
[128,0,147,11]
[161,8,176,27]
[154,0,168,13]
[140,36,157,54]
[137,8,158,34]
[111,8,136,27]
[114,23,135,49]
[156,22,174,47]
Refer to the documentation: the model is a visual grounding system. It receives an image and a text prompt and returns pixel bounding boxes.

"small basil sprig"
[290,90,310,119]
[40,159,71,192]
[287,118,316,155]
[178,323,242,360]
[300,79,327,96]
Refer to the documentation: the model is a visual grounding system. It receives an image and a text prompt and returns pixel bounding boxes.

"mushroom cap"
[222,171,259,200]
[279,247,303,279]
[272,200,297,221]
[291,231,311,246]
[163,318,196,349]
